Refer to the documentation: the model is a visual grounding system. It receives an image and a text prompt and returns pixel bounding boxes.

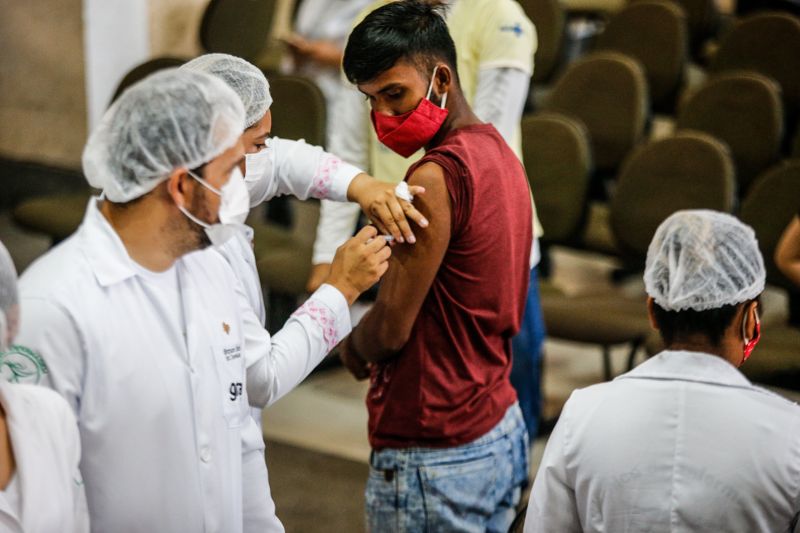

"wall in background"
[0,0,207,171]
[0,0,87,169]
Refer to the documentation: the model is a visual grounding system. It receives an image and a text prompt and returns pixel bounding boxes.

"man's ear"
[646,296,659,331]
[166,168,189,209]
[745,301,759,340]
[434,63,452,99]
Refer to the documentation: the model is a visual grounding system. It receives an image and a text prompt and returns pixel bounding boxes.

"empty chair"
[793,126,800,158]
[109,57,186,104]
[268,75,327,147]
[596,0,688,112]
[731,160,800,386]
[541,131,736,380]
[711,11,800,120]
[521,111,592,245]
[199,0,278,62]
[610,130,736,260]
[518,0,566,84]
[669,0,721,59]
[545,51,649,174]
[676,71,784,194]
[254,198,321,329]
[740,161,800,294]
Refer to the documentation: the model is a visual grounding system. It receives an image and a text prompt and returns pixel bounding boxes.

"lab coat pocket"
[214,339,245,429]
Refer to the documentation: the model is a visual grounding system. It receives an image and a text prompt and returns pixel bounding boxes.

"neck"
[100,196,179,272]
[426,91,482,150]
[667,335,744,367]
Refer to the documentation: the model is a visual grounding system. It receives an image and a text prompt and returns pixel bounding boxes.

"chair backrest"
[667,0,721,57]
[792,126,800,158]
[517,0,566,83]
[597,0,688,112]
[610,130,735,260]
[268,74,327,147]
[109,57,186,105]
[522,111,592,243]
[739,160,800,291]
[545,51,649,172]
[676,71,784,194]
[199,0,277,62]
[711,11,800,119]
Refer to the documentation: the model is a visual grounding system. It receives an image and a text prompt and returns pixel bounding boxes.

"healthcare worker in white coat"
[0,240,88,532]
[16,69,391,533]
[524,210,800,532]
[179,53,427,325]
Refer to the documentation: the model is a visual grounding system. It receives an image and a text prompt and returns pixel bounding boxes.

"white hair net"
[0,241,18,351]
[644,210,766,312]
[83,68,246,203]
[180,53,272,128]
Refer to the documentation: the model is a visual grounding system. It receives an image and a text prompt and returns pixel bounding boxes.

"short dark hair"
[652,302,747,347]
[343,0,458,85]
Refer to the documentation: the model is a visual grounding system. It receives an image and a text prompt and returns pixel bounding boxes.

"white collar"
[616,350,753,390]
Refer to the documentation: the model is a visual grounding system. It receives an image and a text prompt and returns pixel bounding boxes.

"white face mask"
[243,146,273,201]
[178,167,250,247]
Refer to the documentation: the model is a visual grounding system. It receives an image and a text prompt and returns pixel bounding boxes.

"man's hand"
[306,263,331,293]
[347,174,429,245]
[327,226,391,305]
[339,337,370,380]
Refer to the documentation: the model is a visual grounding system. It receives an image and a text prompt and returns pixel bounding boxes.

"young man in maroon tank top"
[337,1,533,531]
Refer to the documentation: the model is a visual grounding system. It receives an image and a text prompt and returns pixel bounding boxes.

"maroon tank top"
[367,123,533,449]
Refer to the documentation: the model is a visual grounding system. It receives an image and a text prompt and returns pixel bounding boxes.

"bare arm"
[347,162,452,363]
[776,216,800,287]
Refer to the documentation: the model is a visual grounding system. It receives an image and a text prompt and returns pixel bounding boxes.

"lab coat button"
[200,448,211,463]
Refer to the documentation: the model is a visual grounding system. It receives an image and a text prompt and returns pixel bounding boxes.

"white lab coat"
[524,350,800,532]
[16,199,352,533]
[0,382,88,533]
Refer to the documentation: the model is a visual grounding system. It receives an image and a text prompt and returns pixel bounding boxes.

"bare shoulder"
[408,162,446,190]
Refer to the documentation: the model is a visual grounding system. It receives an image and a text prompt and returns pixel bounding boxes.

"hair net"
[83,68,246,203]
[181,53,272,128]
[0,241,18,351]
[644,210,766,312]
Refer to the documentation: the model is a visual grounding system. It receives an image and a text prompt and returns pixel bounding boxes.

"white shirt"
[290,0,374,143]
[244,137,361,208]
[0,382,88,533]
[16,199,351,533]
[524,350,800,533]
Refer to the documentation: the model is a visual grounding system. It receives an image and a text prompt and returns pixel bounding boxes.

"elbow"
[361,327,411,363]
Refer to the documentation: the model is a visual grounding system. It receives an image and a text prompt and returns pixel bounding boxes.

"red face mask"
[741,308,761,364]
[370,66,449,158]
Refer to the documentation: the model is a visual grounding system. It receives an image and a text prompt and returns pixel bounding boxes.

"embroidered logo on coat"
[0,345,49,385]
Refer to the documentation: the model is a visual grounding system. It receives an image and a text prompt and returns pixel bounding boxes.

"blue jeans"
[510,268,546,441]
[365,404,529,533]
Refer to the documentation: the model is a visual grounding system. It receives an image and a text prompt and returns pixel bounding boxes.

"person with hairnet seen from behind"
[524,210,800,532]
[15,69,391,532]
[179,53,428,326]
[0,240,88,532]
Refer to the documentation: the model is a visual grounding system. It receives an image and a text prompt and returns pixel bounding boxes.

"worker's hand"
[347,174,428,245]
[339,337,370,381]
[283,34,343,68]
[306,263,332,293]
[327,226,391,305]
